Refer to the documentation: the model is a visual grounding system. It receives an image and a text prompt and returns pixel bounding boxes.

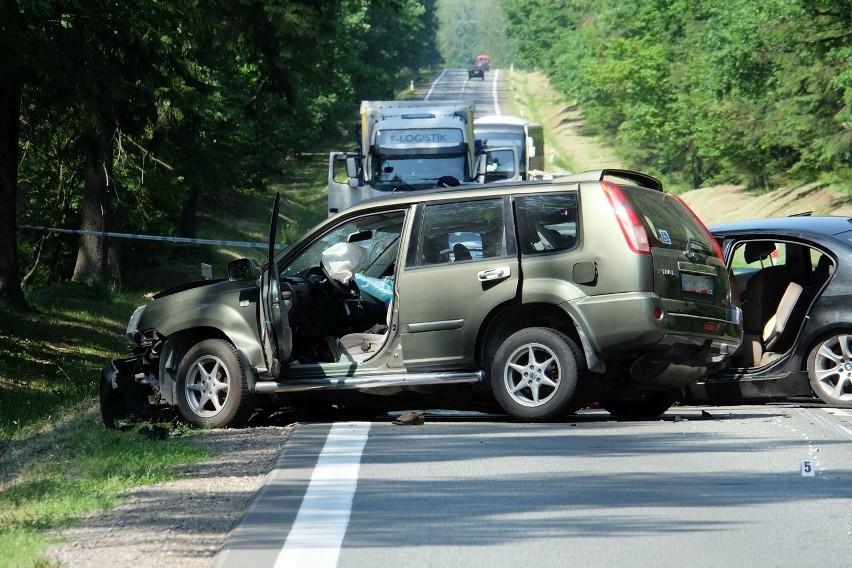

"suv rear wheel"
[176,339,256,428]
[491,328,582,421]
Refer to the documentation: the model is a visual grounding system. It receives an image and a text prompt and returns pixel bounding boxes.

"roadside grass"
[501,69,581,174]
[0,285,212,568]
[1,148,330,567]
[0,407,209,568]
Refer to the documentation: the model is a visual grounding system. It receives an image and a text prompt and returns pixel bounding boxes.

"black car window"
[514,193,579,255]
[415,198,506,266]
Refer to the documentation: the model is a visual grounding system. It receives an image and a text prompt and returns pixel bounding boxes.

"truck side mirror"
[346,156,358,178]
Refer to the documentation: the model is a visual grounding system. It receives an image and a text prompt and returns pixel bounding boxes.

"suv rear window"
[514,193,579,254]
[622,188,715,253]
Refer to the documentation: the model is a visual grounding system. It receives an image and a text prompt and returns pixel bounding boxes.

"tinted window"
[415,198,506,266]
[515,193,579,254]
[622,188,715,253]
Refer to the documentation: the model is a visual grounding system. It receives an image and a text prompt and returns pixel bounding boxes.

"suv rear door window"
[514,193,579,254]
[414,198,507,265]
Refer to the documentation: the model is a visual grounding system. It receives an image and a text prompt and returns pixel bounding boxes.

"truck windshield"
[373,154,467,191]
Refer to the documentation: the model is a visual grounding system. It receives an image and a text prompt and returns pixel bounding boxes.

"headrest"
[743,241,776,264]
[321,242,368,285]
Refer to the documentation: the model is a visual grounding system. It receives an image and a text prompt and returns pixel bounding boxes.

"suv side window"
[515,193,579,254]
[414,198,506,266]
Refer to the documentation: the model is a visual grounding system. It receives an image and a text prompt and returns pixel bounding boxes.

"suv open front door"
[260,192,292,376]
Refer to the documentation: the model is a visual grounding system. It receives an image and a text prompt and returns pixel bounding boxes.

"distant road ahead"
[424,68,509,118]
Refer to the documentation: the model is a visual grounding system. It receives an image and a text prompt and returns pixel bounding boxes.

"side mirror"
[228,258,261,281]
[346,156,358,178]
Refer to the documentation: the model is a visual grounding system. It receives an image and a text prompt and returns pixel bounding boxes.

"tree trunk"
[179,191,198,239]
[72,123,118,284]
[0,69,28,307]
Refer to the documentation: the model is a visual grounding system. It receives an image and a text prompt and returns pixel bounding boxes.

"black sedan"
[468,63,485,80]
[683,215,852,406]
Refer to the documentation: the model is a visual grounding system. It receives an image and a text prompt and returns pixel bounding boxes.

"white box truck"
[328,100,514,215]
[475,115,545,181]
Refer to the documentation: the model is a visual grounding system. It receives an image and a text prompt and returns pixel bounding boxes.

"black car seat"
[810,254,835,292]
[453,242,472,261]
[741,242,791,334]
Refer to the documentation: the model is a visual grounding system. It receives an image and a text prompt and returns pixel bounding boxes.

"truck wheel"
[600,390,678,419]
[176,339,256,428]
[807,333,852,406]
[491,328,582,421]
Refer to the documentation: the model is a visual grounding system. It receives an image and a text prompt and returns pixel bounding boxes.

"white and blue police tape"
[18,225,288,250]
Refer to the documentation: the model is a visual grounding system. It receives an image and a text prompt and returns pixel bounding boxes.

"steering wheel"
[320,264,360,299]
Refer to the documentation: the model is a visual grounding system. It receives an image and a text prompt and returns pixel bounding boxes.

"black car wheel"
[807,333,852,406]
[491,327,582,421]
[599,390,678,419]
[176,339,256,428]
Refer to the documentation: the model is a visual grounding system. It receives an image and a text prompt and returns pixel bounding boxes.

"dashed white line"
[273,422,371,568]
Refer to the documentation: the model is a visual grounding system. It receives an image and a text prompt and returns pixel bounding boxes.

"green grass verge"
[501,70,581,174]
[1,149,330,567]
[0,409,209,568]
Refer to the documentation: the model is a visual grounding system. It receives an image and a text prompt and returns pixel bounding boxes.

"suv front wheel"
[491,328,582,421]
[176,339,256,428]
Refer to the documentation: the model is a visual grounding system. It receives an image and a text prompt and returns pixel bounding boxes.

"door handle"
[478,266,511,282]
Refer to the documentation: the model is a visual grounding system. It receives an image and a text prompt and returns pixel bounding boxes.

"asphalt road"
[424,67,507,117]
[213,404,852,568]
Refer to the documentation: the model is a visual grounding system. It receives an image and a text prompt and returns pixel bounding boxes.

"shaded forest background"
[1,0,850,306]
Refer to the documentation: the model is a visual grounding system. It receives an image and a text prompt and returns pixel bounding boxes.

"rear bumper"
[569,291,741,384]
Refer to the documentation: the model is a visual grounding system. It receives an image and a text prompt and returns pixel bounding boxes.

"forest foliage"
[0,0,439,301]
[501,0,852,191]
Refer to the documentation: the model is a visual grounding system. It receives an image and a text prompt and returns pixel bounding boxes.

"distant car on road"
[101,169,740,428]
[476,54,491,70]
[468,62,486,80]
[683,215,851,407]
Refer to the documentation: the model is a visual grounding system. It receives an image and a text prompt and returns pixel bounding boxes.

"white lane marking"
[802,409,852,441]
[424,69,448,100]
[822,408,851,417]
[273,422,371,568]
[491,69,501,116]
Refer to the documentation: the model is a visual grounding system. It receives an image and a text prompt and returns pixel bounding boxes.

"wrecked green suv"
[102,169,742,427]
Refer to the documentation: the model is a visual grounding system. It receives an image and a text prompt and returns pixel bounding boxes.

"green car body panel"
[103,169,742,427]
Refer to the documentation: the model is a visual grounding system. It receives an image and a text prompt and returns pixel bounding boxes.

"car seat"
[740,242,791,335]
[453,242,472,261]
[757,282,810,366]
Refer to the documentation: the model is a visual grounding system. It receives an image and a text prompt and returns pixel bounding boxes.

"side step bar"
[254,370,484,394]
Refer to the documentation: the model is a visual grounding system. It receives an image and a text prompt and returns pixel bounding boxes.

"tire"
[807,333,852,406]
[176,339,256,428]
[490,327,583,421]
[599,390,678,419]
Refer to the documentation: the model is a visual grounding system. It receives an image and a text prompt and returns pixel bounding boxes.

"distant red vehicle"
[476,54,491,70]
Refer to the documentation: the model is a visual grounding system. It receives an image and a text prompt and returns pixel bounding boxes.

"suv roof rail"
[554,169,663,191]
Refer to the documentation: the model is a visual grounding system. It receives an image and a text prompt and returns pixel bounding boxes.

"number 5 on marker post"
[801,460,815,476]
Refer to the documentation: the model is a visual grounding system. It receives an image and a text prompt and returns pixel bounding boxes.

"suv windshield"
[281,212,405,278]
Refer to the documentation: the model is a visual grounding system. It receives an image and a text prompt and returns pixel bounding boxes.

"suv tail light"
[601,181,651,255]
